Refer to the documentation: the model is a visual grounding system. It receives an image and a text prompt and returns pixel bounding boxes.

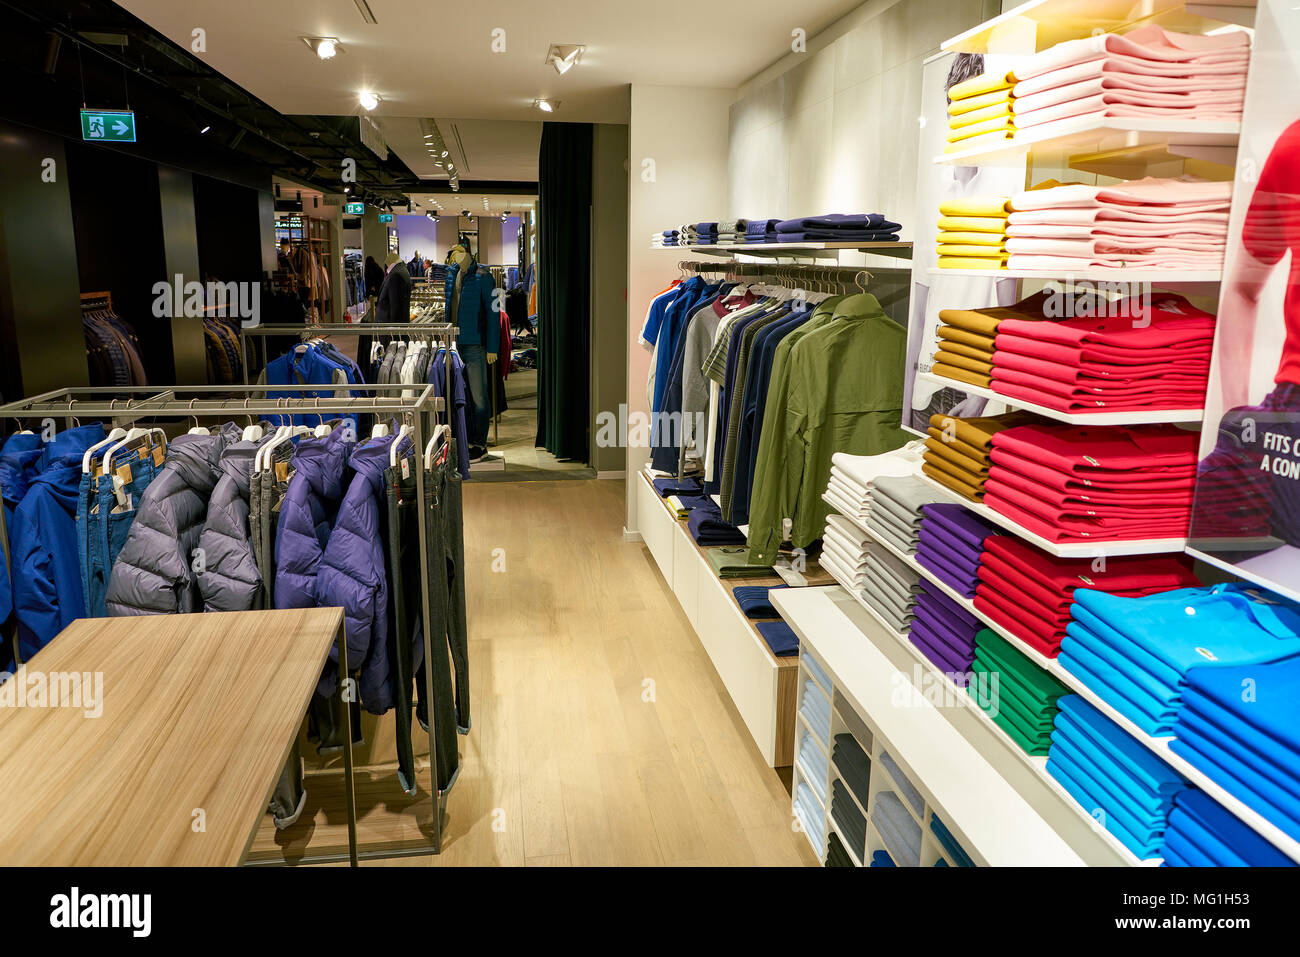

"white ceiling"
[115,0,865,124]
[406,193,537,215]
[378,117,541,182]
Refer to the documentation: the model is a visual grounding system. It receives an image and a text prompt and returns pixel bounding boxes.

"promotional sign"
[1188,0,1300,600]
[80,109,136,143]
[343,201,365,215]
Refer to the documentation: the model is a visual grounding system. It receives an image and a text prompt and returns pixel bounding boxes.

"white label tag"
[772,558,808,587]
[781,517,793,541]
[401,458,410,479]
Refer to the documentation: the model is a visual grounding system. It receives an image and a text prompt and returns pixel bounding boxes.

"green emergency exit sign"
[378,213,394,223]
[80,109,137,143]
[344,202,365,215]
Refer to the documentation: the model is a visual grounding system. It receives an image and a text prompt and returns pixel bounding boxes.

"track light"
[358,91,380,111]
[301,37,343,59]
[199,124,210,134]
[534,98,557,113]
[545,44,584,75]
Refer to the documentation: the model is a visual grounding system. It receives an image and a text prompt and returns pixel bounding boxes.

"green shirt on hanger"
[747,294,910,565]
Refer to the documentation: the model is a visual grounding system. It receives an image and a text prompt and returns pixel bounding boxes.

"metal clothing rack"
[238,321,455,387]
[0,381,459,866]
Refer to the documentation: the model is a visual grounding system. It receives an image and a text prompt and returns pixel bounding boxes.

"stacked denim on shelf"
[1061,583,1300,735]
[1047,695,1187,859]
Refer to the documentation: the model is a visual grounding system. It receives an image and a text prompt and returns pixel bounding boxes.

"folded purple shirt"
[920,503,997,550]
[917,523,986,569]
[915,545,981,595]
[910,623,973,674]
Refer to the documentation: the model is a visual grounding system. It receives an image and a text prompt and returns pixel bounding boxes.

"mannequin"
[446,243,498,460]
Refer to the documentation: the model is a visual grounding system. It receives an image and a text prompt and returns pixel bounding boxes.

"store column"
[158,166,208,385]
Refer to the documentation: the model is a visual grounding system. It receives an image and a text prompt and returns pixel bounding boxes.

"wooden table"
[0,608,350,866]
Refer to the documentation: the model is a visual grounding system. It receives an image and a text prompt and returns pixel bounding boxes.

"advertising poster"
[903,50,1025,434]
[1188,0,1300,599]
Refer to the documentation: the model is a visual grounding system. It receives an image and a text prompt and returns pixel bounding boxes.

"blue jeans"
[76,473,98,617]
[460,343,491,449]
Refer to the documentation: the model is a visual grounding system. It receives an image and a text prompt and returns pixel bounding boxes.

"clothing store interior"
[0,0,1297,889]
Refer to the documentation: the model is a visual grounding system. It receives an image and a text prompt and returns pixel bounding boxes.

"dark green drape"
[534,121,592,461]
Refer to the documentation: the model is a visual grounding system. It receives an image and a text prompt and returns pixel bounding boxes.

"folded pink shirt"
[1005,220,1227,240]
[1013,77,1245,116]
[1014,99,1241,130]
[1006,252,1223,270]
[1010,176,1232,211]
[1012,25,1251,83]
[1012,57,1248,98]
[1007,206,1230,226]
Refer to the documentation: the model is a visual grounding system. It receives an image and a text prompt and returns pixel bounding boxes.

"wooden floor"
[251,477,816,866]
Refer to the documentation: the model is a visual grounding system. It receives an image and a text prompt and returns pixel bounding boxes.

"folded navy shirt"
[775,213,897,232]
[756,620,799,656]
[733,584,790,619]
[687,503,746,546]
[652,476,702,497]
[776,228,901,242]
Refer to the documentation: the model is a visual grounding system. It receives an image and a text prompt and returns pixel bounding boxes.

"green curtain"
[534,121,592,462]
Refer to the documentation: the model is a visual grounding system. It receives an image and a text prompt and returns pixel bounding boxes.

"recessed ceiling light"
[301,36,344,59]
[534,98,558,113]
[545,44,584,75]
[199,124,210,134]
[358,91,380,110]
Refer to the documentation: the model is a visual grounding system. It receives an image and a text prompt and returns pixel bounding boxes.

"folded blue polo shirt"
[756,620,798,656]
[733,584,789,619]
[1166,789,1295,867]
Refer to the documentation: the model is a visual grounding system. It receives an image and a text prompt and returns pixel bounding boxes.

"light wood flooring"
[249,478,816,866]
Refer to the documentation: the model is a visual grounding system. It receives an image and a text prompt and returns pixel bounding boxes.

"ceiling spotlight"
[302,37,344,60]
[343,186,350,193]
[199,124,211,134]
[440,149,448,158]
[546,44,585,75]
[534,98,558,113]
[358,91,380,111]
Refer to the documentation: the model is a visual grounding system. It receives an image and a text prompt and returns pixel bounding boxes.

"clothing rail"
[0,383,460,866]
[238,321,455,385]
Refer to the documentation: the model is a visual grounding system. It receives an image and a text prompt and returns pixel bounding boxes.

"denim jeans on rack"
[75,473,98,617]
[459,343,490,450]
[385,459,426,795]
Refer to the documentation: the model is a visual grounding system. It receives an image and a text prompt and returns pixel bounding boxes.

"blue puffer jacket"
[10,423,105,658]
[315,433,409,713]
[274,428,353,611]
[106,424,240,616]
[0,432,43,633]
[444,260,496,347]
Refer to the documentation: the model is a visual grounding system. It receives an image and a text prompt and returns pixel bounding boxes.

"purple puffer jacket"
[274,428,353,612]
[314,433,410,714]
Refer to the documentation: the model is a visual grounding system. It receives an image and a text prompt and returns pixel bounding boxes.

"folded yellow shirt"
[948,88,1014,116]
[938,196,1010,217]
[937,325,996,350]
[936,243,1007,258]
[948,71,1014,101]
[934,349,994,375]
[936,214,1008,233]
[937,256,1008,270]
[937,230,1008,246]
[934,338,994,363]
[949,101,1013,129]
[947,117,1016,144]
[943,131,1015,154]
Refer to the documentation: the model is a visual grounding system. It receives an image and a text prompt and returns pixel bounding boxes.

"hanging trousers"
[385,459,426,795]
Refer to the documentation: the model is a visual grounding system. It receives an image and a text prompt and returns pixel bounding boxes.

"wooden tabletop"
[0,608,341,866]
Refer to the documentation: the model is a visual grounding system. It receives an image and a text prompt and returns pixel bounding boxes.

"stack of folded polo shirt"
[831,781,868,860]
[991,293,1216,413]
[1062,583,1300,736]
[757,621,799,657]
[681,222,718,245]
[774,213,902,243]
[861,546,922,632]
[935,195,1010,270]
[707,546,774,579]
[825,442,927,523]
[1004,177,1232,271]
[833,732,872,803]
[687,502,746,546]
[968,628,1068,755]
[983,422,1199,542]
[922,410,1040,502]
[653,230,677,248]
[867,474,940,554]
[870,850,896,867]
[1170,650,1300,843]
[1047,695,1188,860]
[820,514,871,591]
[945,69,1015,155]
[934,290,1055,388]
[911,581,981,673]
[916,504,996,597]
[653,475,702,497]
[1161,790,1297,867]
[975,535,1199,658]
[825,832,857,867]
[745,219,780,243]
[1009,26,1249,138]
[732,584,789,619]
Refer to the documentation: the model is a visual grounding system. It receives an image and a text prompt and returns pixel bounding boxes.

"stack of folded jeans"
[1170,652,1300,843]
[1161,789,1296,867]
[745,219,779,243]
[774,213,902,243]
[872,791,922,866]
[861,545,922,632]
[868,474,939,554]
[1047,695,1188,859]
[911,581,981,673]
[826,832,857,867]
[732,584,789,619]
[687,502,746,546]
[984,422,1199,542]
[991,293,1215,413]
[916,506,993,597]
[824,442,927,524]
[969,628,1068,755]
[976,535,1199,657]
[831,780,867,859]
[833,732,871,803]
[1062,583,1300,735]
[923,411,1039,502]
[930,815,976,867]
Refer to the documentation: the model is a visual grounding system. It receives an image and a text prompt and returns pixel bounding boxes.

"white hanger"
[255,426,286,473]
[424,424,449,471]
[102,426,155,475]
[106,427,166,505]
[389,423,412,466]
[83,427,127,474]
[371,422,389,439]
[187,424,210,435]
[242,423,264,442]
[314,422,333,437]
[258,425,311,472]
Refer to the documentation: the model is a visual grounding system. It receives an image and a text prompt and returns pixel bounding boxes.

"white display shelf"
[773,585,1115,865]
[925,266,1222,283]
[915,474,1189,557]
[916,371,1205,426]
[940,0,1255,54]
[1185,544,1300,609]
[821,497,1300,865]
[936,116,1240,166]
[651,240,913,260]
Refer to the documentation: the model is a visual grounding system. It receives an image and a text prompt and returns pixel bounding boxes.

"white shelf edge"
[924,266,1223,283]
[915,371,1205,426]
[934,117,1241,166]
[914,473,1189,557]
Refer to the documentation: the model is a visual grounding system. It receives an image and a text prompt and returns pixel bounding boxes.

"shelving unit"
[915,371,1204,426]
[652,240,913,260]
[925,266,1223,284]
[935,116,1240,167]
